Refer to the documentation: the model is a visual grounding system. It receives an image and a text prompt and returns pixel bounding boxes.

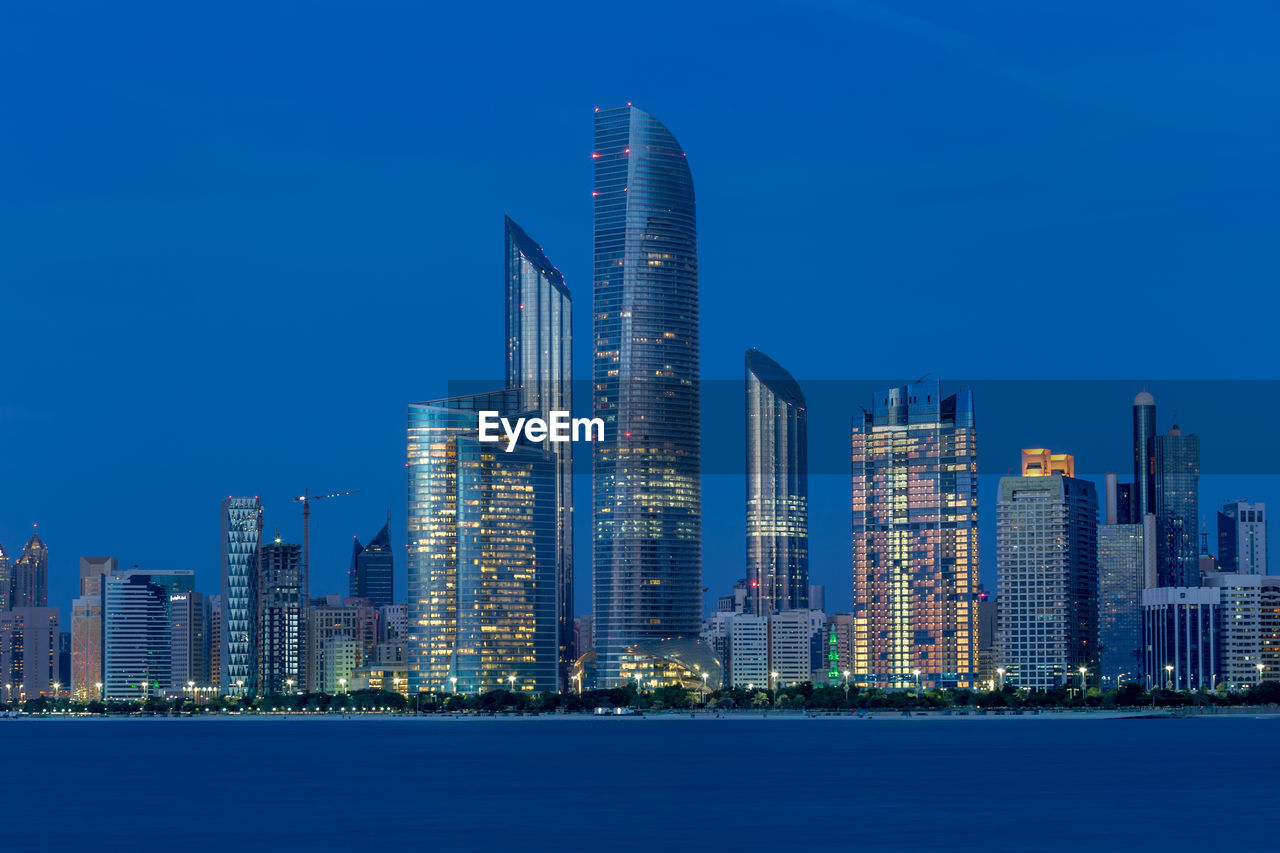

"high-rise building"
[1098,521,1146,688]
[169,590,206,690]
[380,603,407,642]
[744,349,808,616]
[10,530,48,609]
[768,609,812,688]
[220,496,262,697]
[505,215,573,687]
[70,594,103,701]
[259,537,303,695]
[0,541,9,612]
[207,593,222,690]
[1218,501,1267,576]
[407,391,558,694]
[728,615,768,689]
[306,595,372,693]
[1153,424,1200,587]
[1141,586,1218,691]
[0,607,60,699]
[79,556,117,597]
[1131,392,1156,524]
[103,571,188,701]
[1204,573,1280,689]
[996,451,1098,691]
[592,105,701,687]
[976,589,997,686]
[851,381,978,689]
[348,521,394,608]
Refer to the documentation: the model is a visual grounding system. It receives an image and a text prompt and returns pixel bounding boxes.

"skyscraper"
[744,348,808,615]
[1131,391,1156,524]
[995,451,1098,691]
[505,214,573,689]
[220,496,262,697]
[260,536,304,695]
[851,381,979,689]
[592,105,701,687]
[0,542,9,613]
[10,530,48,609]
[103,570,193,701]
[0,607,60,699]
[1218,501,1267,576]
[407,391,558,694]
[348,520,394,608]
[170,590,206,690]
[1097,475,1147,688]
[1153,424,1200,587]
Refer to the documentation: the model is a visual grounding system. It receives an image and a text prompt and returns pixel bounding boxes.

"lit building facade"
[851,381,978,688]
[169,590,207,690]
[407,392,558,694]
[995,453,1098,691]
[0,542,8,613]
[505,215,573,688]
[1152,425,1200,587]
[1131,392,1156,524]
[592,105,701,687]
[349,521,394,608]
[220,496,262,696]
[10,531,48,609]
[207,594,222,690]
[104,571,177,701]
[1141,586,1218,691]
[0,607,60,699]
[1098,522,1146,687]
[1218,501,1267,576]
[70,594,103,700]
[1204,573,1280,689]
[306,595,363,693]
[260,538,304,695]
[744,348,808,615]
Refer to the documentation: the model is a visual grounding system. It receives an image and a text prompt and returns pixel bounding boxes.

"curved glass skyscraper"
[505,215,573,688]
[744,349,808,615]
[592,105,700,686]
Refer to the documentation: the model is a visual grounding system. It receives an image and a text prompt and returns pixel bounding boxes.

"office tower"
[851,381,978,688]
[976,589,997,686]
[407,391,558,694]
[1098,522,1146,688]
[259,537,303,695]
[995,451,1098,691]
[1219,501,1267,576]
[306,595,366,693]
[1153,424,1200,587]
[592,105,701,687]
[58,631,71,691]
[348,521,394,608]
[71,594,103,701]
[717,580,750,614]
[1131,391,1156,524]
[1204,574,1280,688]
[170,590,206,690]
[10,530,48,609]
[768,610,812,687]
[505,215,573,686]
[809,585,825,614]
[1141,586,1218,690]
[744,349,808,615]
[728,615,768,689]
[343,597,380,660]
[103,571,179,701]
[0,608,60,699]
[79,556,117,597]
[207,594,222,689]
[0,542,9,612]
[380,603,407,642]
[574,614,594,657]
[220,496,262,697]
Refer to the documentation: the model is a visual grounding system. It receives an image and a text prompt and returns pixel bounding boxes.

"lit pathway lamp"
[1079,667,1088,700]
[1164,664,1174,691]
[1257,663,1266,687]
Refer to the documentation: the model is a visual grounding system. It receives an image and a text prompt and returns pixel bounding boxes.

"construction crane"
[293,488,359,605]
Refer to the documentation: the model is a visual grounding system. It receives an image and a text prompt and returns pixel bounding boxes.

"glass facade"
[851,381,978,689]
[1097,522,1145,687]
[260,539,303,695]
[219,496,262,696]
[407,391,558,694]
[1153,426,1200,587]
[592,105,701,687]
[103,571,174,701]
[10,531,48,609]
[995,471,1098,691]
[349,521,394,607]
[505,215,573,688]
[1131,392,1156,524]
[744,348,808,615]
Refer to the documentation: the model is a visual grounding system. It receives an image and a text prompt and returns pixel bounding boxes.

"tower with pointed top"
[10,529,49,609]
[349,521,394,608]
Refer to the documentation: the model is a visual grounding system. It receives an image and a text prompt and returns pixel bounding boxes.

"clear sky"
[3,2,1278,622]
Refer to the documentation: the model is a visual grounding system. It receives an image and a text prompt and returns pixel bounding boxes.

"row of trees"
[4,680,1278,716]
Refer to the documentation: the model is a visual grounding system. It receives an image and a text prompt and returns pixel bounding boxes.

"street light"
[1257,663,1266,687]
[450,676,458,694]
[1078,666,1088,699]
[338,678,348,694]
[769,671,778,693]
[1164,664,1174,691]
[508,674,517,694]
[187,681,196,707]
[842,670,851,703]
[913,669,922,693]
[286,678,295,694]
[701,672,709,706]
[996,667,1006,690]
[95,682,103,702]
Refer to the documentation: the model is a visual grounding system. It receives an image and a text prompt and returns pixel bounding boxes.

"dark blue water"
[6,714,1277,851]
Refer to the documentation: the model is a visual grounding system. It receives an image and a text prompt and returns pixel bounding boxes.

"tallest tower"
[592,105,701,686]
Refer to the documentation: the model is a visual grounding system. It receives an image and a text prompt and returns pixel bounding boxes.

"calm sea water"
[5,714,1277,851]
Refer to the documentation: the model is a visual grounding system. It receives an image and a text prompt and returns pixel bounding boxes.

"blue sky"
[2,2,1277,620]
